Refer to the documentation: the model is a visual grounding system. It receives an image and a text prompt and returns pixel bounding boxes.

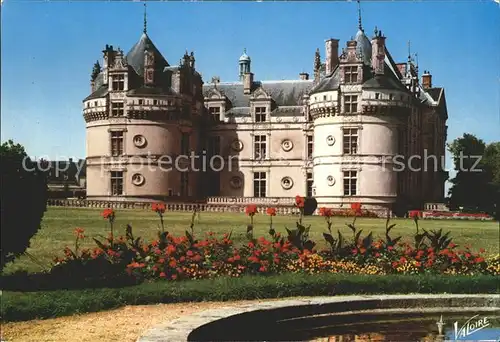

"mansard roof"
[126,33,169,76]
[202,79,313,109]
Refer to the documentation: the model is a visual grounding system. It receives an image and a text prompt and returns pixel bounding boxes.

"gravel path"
[1,300,272,342]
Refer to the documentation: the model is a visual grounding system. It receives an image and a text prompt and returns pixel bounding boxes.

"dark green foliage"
[1,273,498,322]
[0,140,48,272]
[303,197,318,216]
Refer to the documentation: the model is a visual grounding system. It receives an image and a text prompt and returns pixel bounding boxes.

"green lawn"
[4,207,499,274]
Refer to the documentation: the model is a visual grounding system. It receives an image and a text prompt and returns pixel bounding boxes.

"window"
[389,94,394,100]
[344,66,358,84]
[323,95,327,101]
[153,100,158,105]
[209,107,221,121]
[343,128,358,154]
[207,136,221,156]
[253,172,266,198]
[375,93,380,100]
[110,131,124,156]
[255,107,266,123]
[254,135,267,159]
[307,135,313,159]
[94,101,98,107]
[181,133,190,155]
[343,171,357,196]
[180,172,189,197]
[306,172,313,198]
[111,171,123,196]
[112,74,125,91]
[344,95,358,113]
[111,102,124,116]
[138,99,143,105]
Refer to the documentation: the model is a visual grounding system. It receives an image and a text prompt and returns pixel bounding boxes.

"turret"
[90,60,101,92]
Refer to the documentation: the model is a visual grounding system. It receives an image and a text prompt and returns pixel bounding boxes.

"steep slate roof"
[126,33,169,77]
[355,29,372,66]
[203,80,312,116]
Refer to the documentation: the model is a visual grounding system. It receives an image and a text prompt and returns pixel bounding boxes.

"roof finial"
[143,2,147,34]
[243,48,247,54]
[357,0,363,31]
[407,40,411,60]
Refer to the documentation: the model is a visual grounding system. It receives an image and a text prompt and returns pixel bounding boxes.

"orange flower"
[319,207,332,217]
[409,210,421,219]
[295,196,305,208]
[351,202,362,214]
[266,207,277,216]
[101,208,115,220]
[152,202,166,214]
[245,204,258,216]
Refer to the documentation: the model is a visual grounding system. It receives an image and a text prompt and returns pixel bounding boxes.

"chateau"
[83,9,448,215]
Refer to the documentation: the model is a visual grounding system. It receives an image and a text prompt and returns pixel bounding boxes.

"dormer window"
[209,107,221,121]
[344,66,358,84]
[255,107,266,122]
[112,74,125,91]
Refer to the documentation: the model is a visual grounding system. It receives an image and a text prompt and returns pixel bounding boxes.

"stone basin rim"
[137,294,500,342]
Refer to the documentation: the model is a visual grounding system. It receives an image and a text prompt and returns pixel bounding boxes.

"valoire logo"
[454,315,490,340]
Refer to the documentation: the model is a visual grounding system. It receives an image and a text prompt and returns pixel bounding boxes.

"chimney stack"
[243,72,254,94]
[371,29,386,75]
[299,72,309,80]
[324,39,340,75]
[422,70,432,89]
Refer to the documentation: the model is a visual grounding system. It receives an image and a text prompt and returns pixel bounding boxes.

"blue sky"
[1,1,499,172]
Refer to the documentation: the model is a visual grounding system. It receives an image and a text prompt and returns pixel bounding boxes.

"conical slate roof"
[355,29,372,66]
[126,33,169,76]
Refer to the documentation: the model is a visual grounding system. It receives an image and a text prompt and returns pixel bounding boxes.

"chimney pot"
[299,72,309,80]
[243,72,254,94]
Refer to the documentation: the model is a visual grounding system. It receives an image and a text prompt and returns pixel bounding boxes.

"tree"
[447,134,499,216]
[0,140,48,272]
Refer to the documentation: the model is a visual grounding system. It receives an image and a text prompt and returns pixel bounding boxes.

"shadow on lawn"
[0,271,142,292]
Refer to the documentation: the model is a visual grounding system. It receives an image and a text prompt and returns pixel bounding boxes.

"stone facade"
[83,21,448,214]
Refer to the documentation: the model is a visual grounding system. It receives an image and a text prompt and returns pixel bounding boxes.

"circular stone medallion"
[281,177,294,190]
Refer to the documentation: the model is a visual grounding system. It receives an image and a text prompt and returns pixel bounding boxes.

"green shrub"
[0,140,48,272]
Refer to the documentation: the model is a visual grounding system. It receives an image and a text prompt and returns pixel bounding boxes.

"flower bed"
[45,196,499,284]
[416,210,494,221]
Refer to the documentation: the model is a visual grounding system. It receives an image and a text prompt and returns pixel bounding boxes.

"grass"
[2,273,498,322]
[3,207,499,274]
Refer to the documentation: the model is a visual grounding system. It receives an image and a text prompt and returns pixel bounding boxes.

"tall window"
[209,107,221,121]
[111,102,124,116]
[112,74,125,91]
[110,131,124,156]
[207,136,221,156]
[307,135,313,159]
[181,133,190,155]
[254,135,267,159]
[180,172,189,197]
[343,171,357,196]
[111,171,123,196]
[343,128,358,154]
[344,66,358,84]
[306,172,313,198]
[253,172,266,198]
[344,95,358,113]
[255,107,267,123]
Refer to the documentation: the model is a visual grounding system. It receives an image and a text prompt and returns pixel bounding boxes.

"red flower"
[399,257,407,264]
[152,202,166,214]
[409,210,422,219]
[475,257,485,263]
[479,248,485,253]
[295,195,305,208]
[319,207,332,217]
[245,204,258,216]
[266,207,277,216]
[159,272,167,278]
[171,274,178,280]
[101,208,115,220]
[74,227,85,239]
[351,202,362,213]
